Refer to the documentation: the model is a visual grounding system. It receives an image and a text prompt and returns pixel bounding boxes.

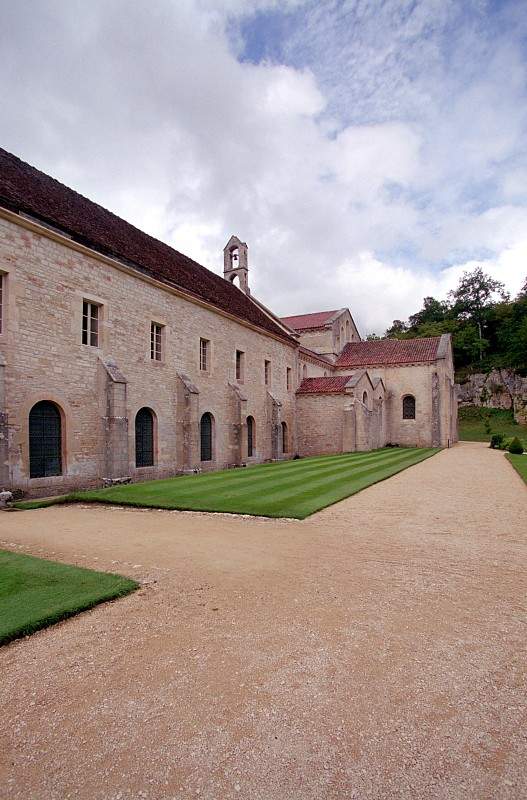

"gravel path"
[0,442,526,800]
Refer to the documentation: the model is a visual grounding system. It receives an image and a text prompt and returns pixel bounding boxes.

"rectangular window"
[264,359,271,386]
[286,367,292,391]
[200,338,209,371]
[0,273,3,335]
[150,322,163,361]
[82,300,100,347]
[236,350,244,382]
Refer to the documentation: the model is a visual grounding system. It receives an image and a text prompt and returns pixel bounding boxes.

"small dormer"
[224,235,250,295]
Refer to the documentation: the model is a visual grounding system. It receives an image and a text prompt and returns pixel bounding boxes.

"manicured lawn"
[0,550,138,645]
[16,448,439,519]
[458,406,527,445]
[506,453,527,485]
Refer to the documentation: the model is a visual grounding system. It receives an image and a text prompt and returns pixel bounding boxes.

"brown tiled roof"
[336,337,442,368]
[297,376,352,394]
[281,309,341,331]
[0,147,295,344]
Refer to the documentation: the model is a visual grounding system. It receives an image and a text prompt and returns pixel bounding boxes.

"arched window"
[302,364,307,380]
[29,401,63,478]
[200,412,213,462]
[281,421,288,454]
[247,415,255,457]
[135,407,155,467]
[230,247,239,268]
[345,320,350,341]
[402,395,416,420]
[362,391,368,406]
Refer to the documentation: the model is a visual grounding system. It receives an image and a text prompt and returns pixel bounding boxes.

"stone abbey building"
[0,148,457,496]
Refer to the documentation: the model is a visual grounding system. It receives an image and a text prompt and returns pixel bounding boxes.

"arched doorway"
[29,400,62,478]
[247,415,255,458]
[200,412,213,462]
[135,407,155,467]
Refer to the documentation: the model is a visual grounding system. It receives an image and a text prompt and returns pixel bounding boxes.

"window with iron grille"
[150,322,163,361]
[82,300,100,347]
[200,412,213,461]
[135,407,154,467]
[264,360,271,386]
[200,338,209,371]
[29,401,62,478]
[247,415,255,457]
[235,350,244,382]
[0,273,4,334]
[402,395,416,419]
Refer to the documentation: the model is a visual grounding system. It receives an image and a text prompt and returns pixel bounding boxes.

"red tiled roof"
[281,309,340,331]
[0,148,294,344]
[297,376,351,394]
[336,337,442,368]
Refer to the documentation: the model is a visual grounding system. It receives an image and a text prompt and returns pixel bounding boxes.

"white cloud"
[0,0,526,335]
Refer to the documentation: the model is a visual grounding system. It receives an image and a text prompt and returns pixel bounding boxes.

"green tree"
[385,319,407,338]
[448,267,507,361]
[408,296,449,330]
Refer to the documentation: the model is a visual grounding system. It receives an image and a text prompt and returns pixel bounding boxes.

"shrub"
[508,437,524,455]
[490,433,504,449]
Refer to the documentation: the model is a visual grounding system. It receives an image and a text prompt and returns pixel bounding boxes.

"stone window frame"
[21,391,73,485]
[402,394,416,420]
[286,367,292,392]
[281,421,289,454]
[235,349,245,383]
[134,406,157,468]
[200,411,215,463]
[264,359,271,387]
[199,337,210,372]
[247,415,255,458]
[81,297,103,349]
[150,321,164,362]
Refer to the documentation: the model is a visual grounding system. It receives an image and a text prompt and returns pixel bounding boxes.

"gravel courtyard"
[1,442,526,800]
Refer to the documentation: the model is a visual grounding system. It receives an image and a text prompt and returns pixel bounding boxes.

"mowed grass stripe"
[256,448,436,517]
[16,447,440,518]
[79,449,402,504]
[67,448,411,509]
[203,448,417,504]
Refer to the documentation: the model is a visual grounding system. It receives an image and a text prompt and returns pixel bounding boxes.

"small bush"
[508,437,524,455]
[490,433,504,449]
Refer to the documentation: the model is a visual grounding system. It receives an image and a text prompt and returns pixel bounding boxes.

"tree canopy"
[380,267,527,374]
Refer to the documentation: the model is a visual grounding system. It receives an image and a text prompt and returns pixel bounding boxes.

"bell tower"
[223,235,250,295]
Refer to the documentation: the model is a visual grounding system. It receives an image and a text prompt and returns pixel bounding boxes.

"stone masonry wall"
[0,215,297,495]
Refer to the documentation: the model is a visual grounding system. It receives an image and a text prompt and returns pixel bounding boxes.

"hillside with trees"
[377,268,527,379]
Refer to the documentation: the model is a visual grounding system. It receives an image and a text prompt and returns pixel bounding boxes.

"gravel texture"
[0,442,526,800]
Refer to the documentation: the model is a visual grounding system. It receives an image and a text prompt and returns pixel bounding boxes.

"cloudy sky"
[1,0,526,334]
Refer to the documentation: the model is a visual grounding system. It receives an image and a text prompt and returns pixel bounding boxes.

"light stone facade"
[0,207,457,498]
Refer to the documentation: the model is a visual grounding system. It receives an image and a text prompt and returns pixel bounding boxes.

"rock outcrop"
[457,369,527,425]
